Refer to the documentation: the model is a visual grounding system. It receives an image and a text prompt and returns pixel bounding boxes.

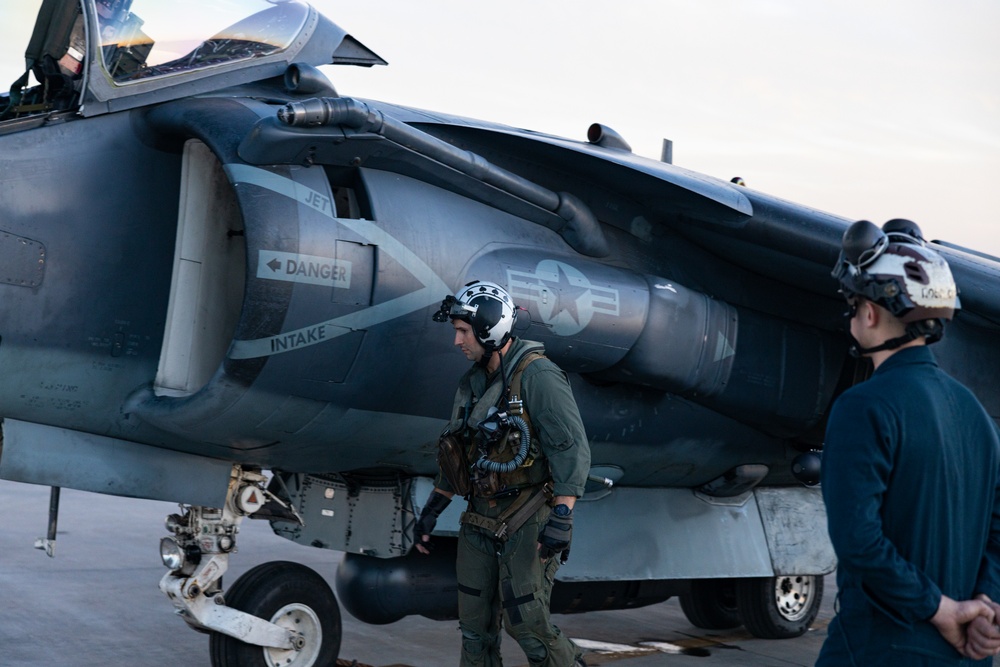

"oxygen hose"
[474,416,530,474]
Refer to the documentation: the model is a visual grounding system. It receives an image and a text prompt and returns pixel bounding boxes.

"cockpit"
[1,0,380,123]
[95,0,309,83]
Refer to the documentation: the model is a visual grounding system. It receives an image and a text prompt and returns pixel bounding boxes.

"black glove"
[538,504,573,561]
[415,491,451,553]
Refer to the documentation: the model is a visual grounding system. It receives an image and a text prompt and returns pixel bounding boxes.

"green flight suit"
[436,338,591,667]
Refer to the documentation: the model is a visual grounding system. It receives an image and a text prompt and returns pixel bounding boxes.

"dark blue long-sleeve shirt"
[818,346,1000,665]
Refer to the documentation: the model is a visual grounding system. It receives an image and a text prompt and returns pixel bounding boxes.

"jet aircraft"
[2,1,998,666]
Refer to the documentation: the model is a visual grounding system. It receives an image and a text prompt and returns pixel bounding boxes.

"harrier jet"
[2,1,998,665]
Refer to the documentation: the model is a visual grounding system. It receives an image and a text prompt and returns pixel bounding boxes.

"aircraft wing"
[397,113,1000,329]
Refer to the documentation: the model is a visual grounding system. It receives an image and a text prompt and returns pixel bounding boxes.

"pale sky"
[4,1,998,256]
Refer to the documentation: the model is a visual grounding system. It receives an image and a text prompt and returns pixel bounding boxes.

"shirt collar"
[873,344,937,375]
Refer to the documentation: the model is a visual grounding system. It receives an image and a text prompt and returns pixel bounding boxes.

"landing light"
[160,537,202,573]
[160,537,185,570]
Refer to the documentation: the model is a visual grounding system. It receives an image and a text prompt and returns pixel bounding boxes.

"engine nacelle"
[467,250,845,438]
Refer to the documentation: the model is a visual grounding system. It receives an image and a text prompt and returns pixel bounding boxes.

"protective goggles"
[831,222,888,283]
[832,220,926,282]
[832,220,916,318]
[847,233,889,269]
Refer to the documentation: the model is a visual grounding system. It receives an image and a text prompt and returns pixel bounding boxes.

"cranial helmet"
[832,219,959,351]
[432,280,516,352]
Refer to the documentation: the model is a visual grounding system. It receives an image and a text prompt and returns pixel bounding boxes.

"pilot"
[817,220,1000,665]
[415,280,590,667]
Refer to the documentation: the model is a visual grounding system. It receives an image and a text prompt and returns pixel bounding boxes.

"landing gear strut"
[158,466,341,667]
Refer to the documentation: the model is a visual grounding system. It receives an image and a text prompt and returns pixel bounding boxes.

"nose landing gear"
[158,466,342,667]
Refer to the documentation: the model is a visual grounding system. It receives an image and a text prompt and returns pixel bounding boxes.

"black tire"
[736,575,823,639]
[209,561,341,667]
[679,579,741,630]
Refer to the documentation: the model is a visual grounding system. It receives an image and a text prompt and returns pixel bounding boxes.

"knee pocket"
[461,627,500,656]
[515,632,548,663]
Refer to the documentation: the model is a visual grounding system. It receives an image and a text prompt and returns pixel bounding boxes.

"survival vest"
[438,341,551,498]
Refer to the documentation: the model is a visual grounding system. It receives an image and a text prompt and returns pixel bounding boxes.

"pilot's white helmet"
[433,280,516,352]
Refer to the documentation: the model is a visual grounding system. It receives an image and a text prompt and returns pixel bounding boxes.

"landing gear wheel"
[209,561,341,667]
[679,579,741,630]
[736,575,823,639]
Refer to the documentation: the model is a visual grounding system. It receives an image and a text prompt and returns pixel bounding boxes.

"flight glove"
[538,504,573,561]
[415,490,452,553]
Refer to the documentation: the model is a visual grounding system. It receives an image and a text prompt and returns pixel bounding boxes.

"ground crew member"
[817,219,1000,665]
[415,280,590,667]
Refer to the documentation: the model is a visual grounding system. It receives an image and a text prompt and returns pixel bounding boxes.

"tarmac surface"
[0,480,831,666]
[0,479,981,667]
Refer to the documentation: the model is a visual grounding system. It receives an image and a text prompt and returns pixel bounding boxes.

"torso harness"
[437,345,553,541]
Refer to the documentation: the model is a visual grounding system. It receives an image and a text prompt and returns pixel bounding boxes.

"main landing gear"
[680,574,824,639]
[158,466,342,667]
